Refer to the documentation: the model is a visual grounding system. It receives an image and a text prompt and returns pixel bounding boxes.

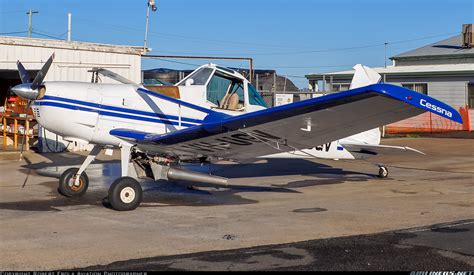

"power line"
[389,32,458,44]
[31,31,63,40]
[39,12,460,54]
[0,10,26,14]
[149,31,458,57]
[34,28,67,39]
[1,10,460,56]
[0,31,28,35]
[148,57,201,67]
[69,15,323,51]
[255,64,354,69]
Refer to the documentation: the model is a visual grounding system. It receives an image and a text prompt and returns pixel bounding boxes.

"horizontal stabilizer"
[341,143,425,156]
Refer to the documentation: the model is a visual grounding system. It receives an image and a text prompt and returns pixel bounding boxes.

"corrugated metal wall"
[387,80,468,108]
[426,81,468,108]
[0,44,141,83]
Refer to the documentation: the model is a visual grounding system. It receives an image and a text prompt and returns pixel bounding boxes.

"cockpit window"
[207,72,245,111]
[248,84,268,107]
[207,73,231,106]
[179,67,214,86]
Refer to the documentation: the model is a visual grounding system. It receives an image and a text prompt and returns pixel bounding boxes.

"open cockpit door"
[207,69,246,112]
[177,64,267,115]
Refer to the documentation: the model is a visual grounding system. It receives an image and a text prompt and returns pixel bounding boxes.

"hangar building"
[0,36,145,152]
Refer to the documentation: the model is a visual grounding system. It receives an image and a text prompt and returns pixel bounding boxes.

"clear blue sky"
[1,0,473,88]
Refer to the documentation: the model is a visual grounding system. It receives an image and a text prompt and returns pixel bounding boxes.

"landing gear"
[106,143,144,211]
[108,177,143,211]
[57,145,102,198]
[58,168,89,197]
[378,165,388,178]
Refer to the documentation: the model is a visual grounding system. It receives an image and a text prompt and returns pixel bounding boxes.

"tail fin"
[343,65,383,145]
[350,64,382,89]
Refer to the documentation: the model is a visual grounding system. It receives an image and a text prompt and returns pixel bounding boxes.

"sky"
[1,0,473,88]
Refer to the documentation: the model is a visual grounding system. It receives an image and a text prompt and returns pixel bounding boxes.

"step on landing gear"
[378,165,388,178]
[108,177,143,211]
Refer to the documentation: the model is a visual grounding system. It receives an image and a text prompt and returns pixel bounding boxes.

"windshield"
[179,67,214,86]
[248,84,268,108]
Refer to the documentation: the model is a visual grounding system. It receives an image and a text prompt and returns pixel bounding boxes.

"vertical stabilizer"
[350,64,382,89]
[346,64,383,144]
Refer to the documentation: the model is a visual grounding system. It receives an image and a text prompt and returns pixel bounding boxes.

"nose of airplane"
[10,83,40,100]
[14,53,54,101]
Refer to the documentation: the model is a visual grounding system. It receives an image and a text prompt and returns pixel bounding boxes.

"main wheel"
[108,177,143,211]
[58,168,89,197]
[378,166,388,178]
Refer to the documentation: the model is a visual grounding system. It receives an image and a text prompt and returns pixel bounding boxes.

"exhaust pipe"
[167,167,228,186]
[149,163,228,186]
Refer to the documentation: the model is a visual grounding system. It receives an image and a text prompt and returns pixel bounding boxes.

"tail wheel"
[58,168,89,197]
[108,177,143,211]
[378,166,388,178]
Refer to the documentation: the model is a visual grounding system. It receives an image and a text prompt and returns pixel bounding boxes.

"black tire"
[378,166,388,178]
[58,168,89,197]
[108,177,143,211]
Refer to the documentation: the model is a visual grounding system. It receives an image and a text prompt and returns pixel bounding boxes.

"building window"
[468,83,474,109]
[332,84,350,92]
[402,83,428,95]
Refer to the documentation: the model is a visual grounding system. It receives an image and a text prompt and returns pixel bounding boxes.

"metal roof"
[391,35,474,60]
[0,36,146,56]
[306,63,474,80]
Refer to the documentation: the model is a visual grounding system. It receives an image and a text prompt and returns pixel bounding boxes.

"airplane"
[11,54,462,211]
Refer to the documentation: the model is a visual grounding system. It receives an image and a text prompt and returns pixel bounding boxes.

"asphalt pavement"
[83,220,474,271]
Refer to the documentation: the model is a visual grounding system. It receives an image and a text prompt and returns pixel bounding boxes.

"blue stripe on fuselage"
[42,95,204,124]
[34,101,197,127]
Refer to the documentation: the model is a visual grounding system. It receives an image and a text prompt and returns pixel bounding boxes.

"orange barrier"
[386,106,472,133]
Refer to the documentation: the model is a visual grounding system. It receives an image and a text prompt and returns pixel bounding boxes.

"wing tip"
[369,84,463,124]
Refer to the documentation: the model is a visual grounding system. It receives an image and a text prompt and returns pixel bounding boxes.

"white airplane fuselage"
[32,81,376,161]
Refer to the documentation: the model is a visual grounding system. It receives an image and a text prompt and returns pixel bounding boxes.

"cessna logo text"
[420,99,452,118]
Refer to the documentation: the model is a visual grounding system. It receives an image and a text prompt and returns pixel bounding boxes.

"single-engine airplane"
[11,54,462,211]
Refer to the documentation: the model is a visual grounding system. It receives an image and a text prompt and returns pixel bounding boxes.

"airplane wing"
[340,143,425,156]
[110,83,462,160]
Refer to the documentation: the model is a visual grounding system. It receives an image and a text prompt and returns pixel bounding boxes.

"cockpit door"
[206,71,246,114]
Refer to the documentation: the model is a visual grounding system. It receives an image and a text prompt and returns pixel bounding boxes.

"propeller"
[11,53,55,160]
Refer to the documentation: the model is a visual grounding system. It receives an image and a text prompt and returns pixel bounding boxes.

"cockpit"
[177,65,267,112]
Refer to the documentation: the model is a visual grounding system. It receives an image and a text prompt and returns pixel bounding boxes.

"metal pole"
[67,13,72,41]
[322,75,326,92]
[273,72,276,92]
[384,42,388,68]
[26,9,39,38]
[249,59,253,83]
[143,4,151,52]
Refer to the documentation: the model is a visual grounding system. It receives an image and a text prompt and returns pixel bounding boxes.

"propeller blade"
[31,53,55,90]
[19,100,32,161]
[16,61,31,84]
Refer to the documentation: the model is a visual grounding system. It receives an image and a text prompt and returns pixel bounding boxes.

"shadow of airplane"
[3,153,378,212]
